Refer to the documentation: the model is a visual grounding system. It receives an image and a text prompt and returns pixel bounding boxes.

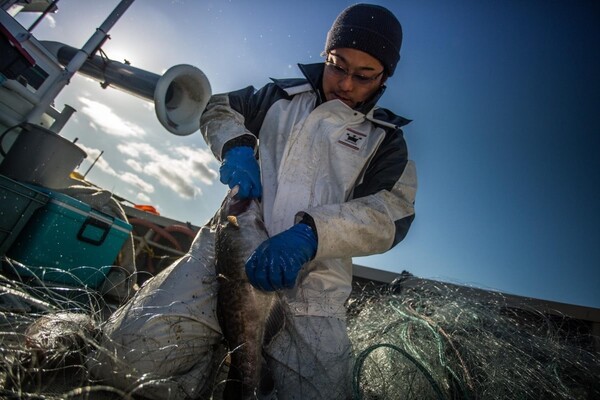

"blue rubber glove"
[219,146,262,199]
[246,223,318,291]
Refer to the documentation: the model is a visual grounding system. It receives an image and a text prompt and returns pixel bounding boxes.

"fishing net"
[1,260,599,400]
[0,259,130,399]
[347,272,600,400]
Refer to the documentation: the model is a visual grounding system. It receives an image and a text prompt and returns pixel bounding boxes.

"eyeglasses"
[324,59,384,85]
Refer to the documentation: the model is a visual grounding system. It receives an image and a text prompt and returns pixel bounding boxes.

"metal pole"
[83,150,104,178]
[28,0,59,32]
[25,0,135,125]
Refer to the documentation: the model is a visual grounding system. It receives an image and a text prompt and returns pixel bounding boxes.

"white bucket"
[0,123,87,189]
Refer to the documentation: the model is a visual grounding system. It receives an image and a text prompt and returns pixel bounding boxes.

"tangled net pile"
[347,274,600,399]
[1,261,599,399]
[0,260,132,400]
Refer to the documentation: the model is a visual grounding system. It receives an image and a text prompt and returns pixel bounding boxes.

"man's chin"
[327,94,355,108]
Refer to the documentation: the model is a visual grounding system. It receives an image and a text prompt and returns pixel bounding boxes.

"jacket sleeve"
[200,83,289,160]
[299,127,417,260]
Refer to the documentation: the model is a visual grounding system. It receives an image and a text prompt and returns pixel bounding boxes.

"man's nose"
[338,74,354,91]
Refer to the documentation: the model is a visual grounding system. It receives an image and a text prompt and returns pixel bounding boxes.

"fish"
[25,311,99,353]
[24,312,99,363]
[5,312,99,392]
[214,188,279,399]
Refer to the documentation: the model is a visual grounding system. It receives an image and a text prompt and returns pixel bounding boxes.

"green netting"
[1,262,599,399]
[347,275,599,400]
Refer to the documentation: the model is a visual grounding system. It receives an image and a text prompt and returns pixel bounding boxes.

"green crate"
[7,186,132,288]
[0,174,48,256]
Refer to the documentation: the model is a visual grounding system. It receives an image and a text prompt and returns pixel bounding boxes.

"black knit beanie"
[325,4,402,77]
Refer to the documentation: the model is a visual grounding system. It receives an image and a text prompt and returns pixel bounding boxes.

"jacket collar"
[298,62,386,115]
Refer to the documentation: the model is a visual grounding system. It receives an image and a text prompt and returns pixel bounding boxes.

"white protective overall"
[200,76,417,399]
[88,70,416,400]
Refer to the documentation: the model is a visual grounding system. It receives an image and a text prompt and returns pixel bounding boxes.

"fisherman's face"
[322,48,386,109]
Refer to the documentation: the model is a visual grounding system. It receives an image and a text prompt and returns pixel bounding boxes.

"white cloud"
[137,192,151,203]
[74,143,154,196]
[117,142,158,159]
[78,97,146,138]
[75,143,100,159]
[145,162,197,198]
[174,146,218,185]
[45,14,56,28]
[125,159,144,172]
[93,156,118,177]
[116,142,218,199]
[75,140,218,201]
[121,171,154,193]
[75,143,117,176]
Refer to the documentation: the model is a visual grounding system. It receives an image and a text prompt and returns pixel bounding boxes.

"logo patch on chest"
[338,128,367,151]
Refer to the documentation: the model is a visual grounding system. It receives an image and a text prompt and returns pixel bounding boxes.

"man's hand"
[245,223,318,291]
[219,146,262,199]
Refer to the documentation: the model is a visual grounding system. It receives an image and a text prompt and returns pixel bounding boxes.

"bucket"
[0,123,86,189]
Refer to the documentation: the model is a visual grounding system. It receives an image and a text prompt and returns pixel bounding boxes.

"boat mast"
[24,0,135,125]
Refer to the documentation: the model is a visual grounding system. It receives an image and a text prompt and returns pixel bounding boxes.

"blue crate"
[0,174,48,256]
[7,186,132,288]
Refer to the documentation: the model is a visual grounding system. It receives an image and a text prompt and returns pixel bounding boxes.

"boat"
[1,2,598,399]
[1,0,212,303]
[0,2,226,396]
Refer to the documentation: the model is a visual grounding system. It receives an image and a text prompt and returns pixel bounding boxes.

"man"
[88,4,416,399]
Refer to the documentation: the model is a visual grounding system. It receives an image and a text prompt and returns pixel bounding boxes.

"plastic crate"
[0,174,48,256]
[7,186,132,288]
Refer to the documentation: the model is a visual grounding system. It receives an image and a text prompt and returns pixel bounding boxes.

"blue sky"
[14,1,600,308]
